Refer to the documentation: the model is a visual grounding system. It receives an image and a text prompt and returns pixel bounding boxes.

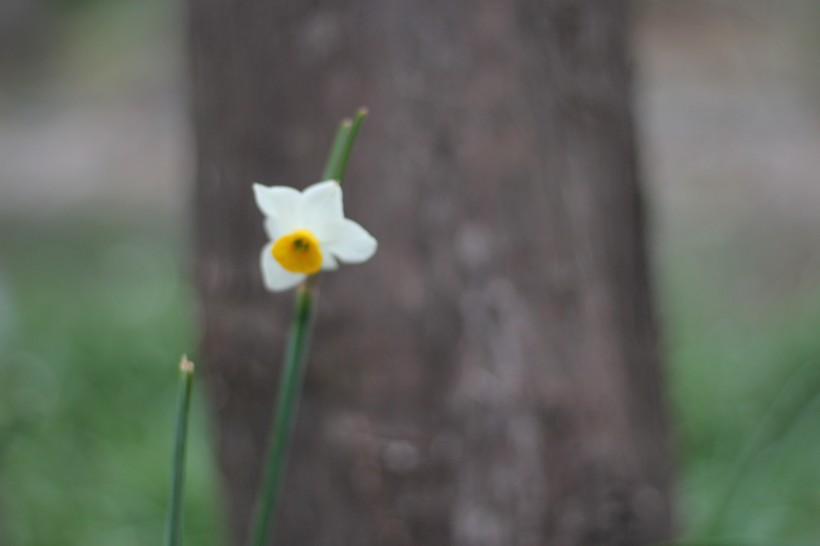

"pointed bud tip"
[357,107,369,116]
[179,355,195,374]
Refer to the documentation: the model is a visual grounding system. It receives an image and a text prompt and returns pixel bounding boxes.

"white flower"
[253,180,378,291]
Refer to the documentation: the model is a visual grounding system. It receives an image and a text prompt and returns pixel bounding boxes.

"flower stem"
[333,108,368,185]
[248,285,315,546]
[247,110,367,546]
[321,107,368,184]
[321,119,352,181]
[164,356,195,546]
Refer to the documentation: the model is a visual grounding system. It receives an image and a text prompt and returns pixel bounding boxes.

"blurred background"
[0,0,819,544]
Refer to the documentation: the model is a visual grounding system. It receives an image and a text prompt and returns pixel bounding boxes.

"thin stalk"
[321,119,352,181]
[248,286,315,546]
[164,355,195,546]
[246,109,367,546]
[333,108,367,184]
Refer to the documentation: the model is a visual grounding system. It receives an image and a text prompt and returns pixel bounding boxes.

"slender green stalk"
[321,107,368,184]
[332,108,367,184]
[247,110,367,546]
[248,286,314,546]
[321,120,352,181]
[165,355,195,546]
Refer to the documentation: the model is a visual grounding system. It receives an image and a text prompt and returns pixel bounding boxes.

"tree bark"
[190,1,673,545]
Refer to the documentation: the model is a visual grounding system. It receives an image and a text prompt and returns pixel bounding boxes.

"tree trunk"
[190,1,673,545]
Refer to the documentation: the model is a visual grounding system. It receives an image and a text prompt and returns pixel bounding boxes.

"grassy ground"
[0,218,224,546]
[660,238,820,544]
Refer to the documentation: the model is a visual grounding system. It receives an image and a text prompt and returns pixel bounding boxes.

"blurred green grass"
[0,218,224,546]
[660,232,820,544]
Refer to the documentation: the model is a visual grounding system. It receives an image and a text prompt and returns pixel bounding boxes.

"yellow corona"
[271,229,323,274]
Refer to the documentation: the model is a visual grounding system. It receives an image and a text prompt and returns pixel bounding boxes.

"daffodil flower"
[253,180,377,291]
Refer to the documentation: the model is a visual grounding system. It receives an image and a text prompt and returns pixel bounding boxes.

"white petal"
[253,184,302,233]
[300,180,344,239]
[264,218,286,240]
[324,219,378,264]
[260,243,305,292]
[321,252,339,271]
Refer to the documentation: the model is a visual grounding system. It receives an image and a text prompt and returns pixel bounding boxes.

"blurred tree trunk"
[190,1,673,545]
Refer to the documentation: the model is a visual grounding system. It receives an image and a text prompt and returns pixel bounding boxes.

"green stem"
[164,356,195,546]
[321,120,352,181]
[247,109,367,546]
[321,107,368,184]
[333,108,367,184]
[248,286,315,546]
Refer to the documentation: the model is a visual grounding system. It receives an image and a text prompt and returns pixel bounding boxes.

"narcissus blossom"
[253,180,377,291]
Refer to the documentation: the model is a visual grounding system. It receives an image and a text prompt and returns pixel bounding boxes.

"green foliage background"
[0,220,224,546]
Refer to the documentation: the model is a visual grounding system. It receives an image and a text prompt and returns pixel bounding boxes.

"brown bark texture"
[190,1,673,545]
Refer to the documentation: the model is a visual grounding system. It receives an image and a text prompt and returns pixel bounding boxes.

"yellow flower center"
[272,229,323,274]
